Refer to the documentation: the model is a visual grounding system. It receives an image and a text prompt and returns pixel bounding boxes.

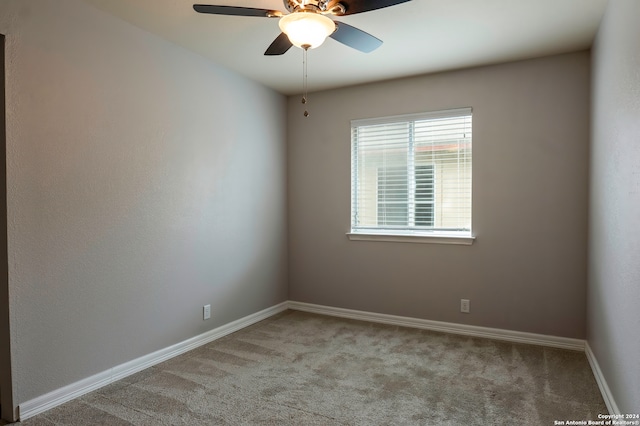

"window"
[377,165,434,227]
[377,166,408,226]
[350,108,473,244]
[414,165,435,227]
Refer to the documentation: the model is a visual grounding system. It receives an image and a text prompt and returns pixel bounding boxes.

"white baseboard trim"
[18,300,601,421]
[287,301,586,351]
[18,301,289,421]
[585,342,619,414]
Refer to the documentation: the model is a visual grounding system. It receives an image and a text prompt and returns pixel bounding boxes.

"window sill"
[346,232,475,245]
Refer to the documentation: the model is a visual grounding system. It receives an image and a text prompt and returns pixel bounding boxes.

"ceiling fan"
[193,0,412,55]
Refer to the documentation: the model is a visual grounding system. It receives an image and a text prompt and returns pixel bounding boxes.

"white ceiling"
[79,0,607,95]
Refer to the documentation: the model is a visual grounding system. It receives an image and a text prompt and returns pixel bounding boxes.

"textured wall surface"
[288,52,590,339]
[588,0,640,413]
[0,0,287,406]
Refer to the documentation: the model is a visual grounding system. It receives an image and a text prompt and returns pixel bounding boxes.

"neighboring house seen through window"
[350,108,472,242]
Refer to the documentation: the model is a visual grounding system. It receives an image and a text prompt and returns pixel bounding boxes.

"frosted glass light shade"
[279,12,335,49]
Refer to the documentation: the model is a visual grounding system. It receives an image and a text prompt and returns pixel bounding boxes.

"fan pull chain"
[302,44,309,117]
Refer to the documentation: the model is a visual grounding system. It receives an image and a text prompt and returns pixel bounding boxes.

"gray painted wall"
[588,0,640,413]
[0,0,287,406]
[288,52,590,339]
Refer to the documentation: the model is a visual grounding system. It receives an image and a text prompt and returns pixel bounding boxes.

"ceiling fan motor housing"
[283,0,346,15]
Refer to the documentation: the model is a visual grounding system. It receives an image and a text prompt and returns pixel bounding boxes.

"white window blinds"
[351,108,472,237]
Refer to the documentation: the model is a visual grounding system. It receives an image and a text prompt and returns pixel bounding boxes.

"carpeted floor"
[7,310,607,425]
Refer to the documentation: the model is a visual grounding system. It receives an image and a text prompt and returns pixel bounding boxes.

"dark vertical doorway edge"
[0,32,16,422]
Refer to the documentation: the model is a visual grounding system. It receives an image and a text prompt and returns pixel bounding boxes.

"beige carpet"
[12,310,606,425]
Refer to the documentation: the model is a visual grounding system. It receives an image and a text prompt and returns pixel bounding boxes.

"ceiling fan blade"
[330,22,382,53]
[264,33,293,55]
[193,4,281,17]
[338,0,411,16]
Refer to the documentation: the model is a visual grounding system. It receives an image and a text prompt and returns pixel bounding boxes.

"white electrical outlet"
[203,304,211,320]
[460,299,470,313]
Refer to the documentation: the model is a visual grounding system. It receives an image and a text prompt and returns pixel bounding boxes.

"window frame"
[348,108,475,245]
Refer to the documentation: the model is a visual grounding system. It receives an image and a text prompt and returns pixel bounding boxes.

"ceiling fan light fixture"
[279,12,335,49]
